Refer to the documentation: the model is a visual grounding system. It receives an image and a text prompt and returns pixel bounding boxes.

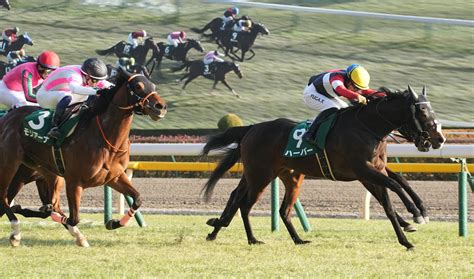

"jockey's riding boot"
[302,108,338,143]
[47,96,71,140]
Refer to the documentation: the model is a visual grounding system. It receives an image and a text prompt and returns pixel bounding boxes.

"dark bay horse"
[219,23,269,62]
[191,17,227,45]
[0,69,167,247]
[0,56,37,79]
[153,39,204,69]
[1,0,11,10]
[201,86,445,250]
[0,33,34,56]
[95,37,159,66]
[179,60,243,98]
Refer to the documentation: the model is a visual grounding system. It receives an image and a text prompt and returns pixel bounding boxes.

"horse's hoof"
[11,204,22,212]
[423,216,430,224]
[414,216,426,224]
[76,237,90,247]
[39,204,53,213]
[295,239,311,245]
[407,246,415,252]
[404,224,417,232]
[105,219,122,230]
[248,239,265,245]
[9,233,21,247]
[206,218,219,227]
[206,233,216,241]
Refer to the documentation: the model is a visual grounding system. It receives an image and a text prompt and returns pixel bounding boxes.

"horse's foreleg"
[207,177,248,241]
[221,80,240,98]
[356,165,414,250]
[246,49,256,61]
[182,74,199,90]
[59,183,89,247]
[278,172,310,245]
[387,168,429,223]
[104,172,141,230]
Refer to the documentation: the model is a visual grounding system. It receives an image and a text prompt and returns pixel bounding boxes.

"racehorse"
[1,0,11,10]
[218,23,269,62]
[95,37,159,67]
[153,39,204,70]
[201,86,445,250]
[0,33,34,56]
[0,68,167,247]
[0,56,37,79]
[191,17,228,45]
[179,60,243,98]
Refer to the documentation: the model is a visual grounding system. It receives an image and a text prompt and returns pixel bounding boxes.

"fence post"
[271,179,279,231]
[104,186,112,224]
[458,158,468,237]
[294,199,311,232]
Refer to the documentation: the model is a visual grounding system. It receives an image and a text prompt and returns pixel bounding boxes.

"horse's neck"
[357,99,409,138]
[99,86,134,149]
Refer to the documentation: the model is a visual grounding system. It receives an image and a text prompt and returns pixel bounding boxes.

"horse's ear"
[118,65,131,78]
[407,84,418,101]
[422,85,427,97]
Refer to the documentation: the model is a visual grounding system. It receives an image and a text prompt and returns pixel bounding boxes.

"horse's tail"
[201,125,253,202]
[95,45,115,56]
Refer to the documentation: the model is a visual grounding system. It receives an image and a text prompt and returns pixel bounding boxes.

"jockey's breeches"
[0,81,37,109]
[303,83,348,115]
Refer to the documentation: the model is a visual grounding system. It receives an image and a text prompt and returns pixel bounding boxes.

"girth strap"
[315,149,336,181]
[52,146,66,176]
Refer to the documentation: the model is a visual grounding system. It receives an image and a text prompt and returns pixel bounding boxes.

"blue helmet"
[232,7,239,15]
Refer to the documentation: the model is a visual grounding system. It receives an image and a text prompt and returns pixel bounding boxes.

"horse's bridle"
[114,74,159,114]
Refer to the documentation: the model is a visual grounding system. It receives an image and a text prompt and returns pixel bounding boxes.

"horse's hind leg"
[239,169,274,245]
[278,171,310,245]
[0,161,23,246]
[206,176,248,241]
[386,168,429,223]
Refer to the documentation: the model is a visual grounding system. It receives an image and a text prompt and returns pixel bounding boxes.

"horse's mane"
[82,74,125,120]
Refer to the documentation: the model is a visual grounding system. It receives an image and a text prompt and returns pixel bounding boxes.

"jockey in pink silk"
[36,57,113,139]
[0,50,60,109]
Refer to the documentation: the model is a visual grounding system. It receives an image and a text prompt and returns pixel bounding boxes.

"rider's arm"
[20,69,36,101]
[68,83,98,96]
[331,75,359,100]
[96,80,114,89]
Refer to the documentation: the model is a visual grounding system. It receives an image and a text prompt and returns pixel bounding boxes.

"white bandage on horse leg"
[119,208,136,226]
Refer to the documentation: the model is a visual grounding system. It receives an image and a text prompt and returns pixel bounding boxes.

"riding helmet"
[13,26,19,33]
[231,7,239,15]
[37,51,61,70]
[81,57,108,80]
[346,64,370,90]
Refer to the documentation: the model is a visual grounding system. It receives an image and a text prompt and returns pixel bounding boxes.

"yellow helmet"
[347,64,370,90]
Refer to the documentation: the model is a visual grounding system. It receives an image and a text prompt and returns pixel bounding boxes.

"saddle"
[202,62,216,76]
[22,102,88,147]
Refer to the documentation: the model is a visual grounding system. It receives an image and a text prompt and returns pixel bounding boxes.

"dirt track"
[14,178,473,221]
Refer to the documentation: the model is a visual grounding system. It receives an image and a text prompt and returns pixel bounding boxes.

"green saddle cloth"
[0,110,7,118]
[283,113,337,158]
[22,109,82,147]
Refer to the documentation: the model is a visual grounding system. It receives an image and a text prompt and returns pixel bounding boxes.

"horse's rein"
[95,116,129,153]
[114,74,159,111]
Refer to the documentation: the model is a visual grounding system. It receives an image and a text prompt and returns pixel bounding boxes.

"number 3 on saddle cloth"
[22,104,86,147]
[283,112,338,180]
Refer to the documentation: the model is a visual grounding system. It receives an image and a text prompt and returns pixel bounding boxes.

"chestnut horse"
[0,69,167,247]
[201,86,445,250]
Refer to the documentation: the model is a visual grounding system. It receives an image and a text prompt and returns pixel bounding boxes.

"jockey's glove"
[357,94,367,105]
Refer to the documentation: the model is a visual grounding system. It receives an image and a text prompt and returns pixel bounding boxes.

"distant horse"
[0,33,34,56]
[95,37,159,67]
[0,56,37,79]
[191,16,253,46]
[201,86,445,250]
[1,0,11,10]
[0,68,167,247]
[153,38,204,69]
[179,60,243,98]
[218,23,269,62]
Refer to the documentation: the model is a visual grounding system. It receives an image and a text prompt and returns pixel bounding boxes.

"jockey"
[127,30,147,49]
[222,7,239,30]
[302,64,382,142]
[6,49,26,66]
[36,57,113,139]
[0,50,60,110]
[1,26,19,43]
[202,50,224,74]
[233,19,252,33]
[167,31,187,48]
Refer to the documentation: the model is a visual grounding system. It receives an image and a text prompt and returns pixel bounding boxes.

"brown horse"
[201,86,445,250]
[0,69,167,247]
